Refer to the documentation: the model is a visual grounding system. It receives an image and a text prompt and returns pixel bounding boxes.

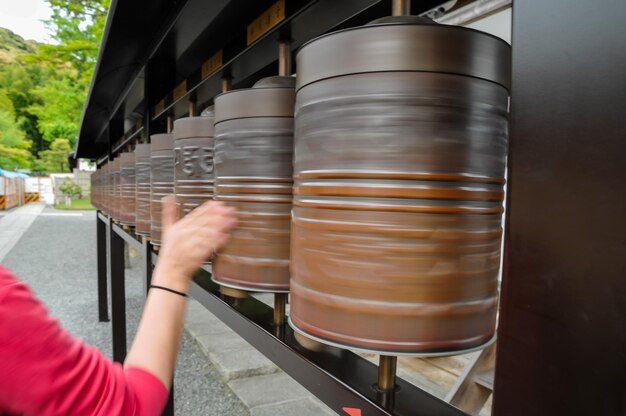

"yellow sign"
[173,80,187,101]
[201,49,224,80]
[154,99,165,117]
[247,0,285,45]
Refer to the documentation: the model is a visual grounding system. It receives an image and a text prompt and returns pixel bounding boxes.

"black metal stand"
[108,217,127,363]
[96,211,109,322]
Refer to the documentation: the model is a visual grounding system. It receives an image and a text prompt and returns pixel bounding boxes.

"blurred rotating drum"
[289,17,511,355]
[119,152,136,226]
[135,144,151,236]
[150,134,174,246]
[111,158,121,222]
[173,114,215,217]
[212,76,295,293]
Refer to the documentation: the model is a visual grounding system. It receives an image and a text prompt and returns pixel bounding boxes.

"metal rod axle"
[278,40,292,76]
[392,0,411,16]
[274,293,287,325]
[378,355,397,392]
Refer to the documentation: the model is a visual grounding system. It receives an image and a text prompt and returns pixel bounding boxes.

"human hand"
[153,195,237,292]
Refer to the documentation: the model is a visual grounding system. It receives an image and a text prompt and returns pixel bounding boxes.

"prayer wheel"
[150,134,174,245]
[119,152,136,226]
[212,76,295,293]
[101,163,109,215]
[173,113,215,217]
[135,144,151,236]
[289,18,511,355]
[90,169,99,210]
[111,158,121,222]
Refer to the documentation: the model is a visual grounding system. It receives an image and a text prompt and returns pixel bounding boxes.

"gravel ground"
[2,208,249,415]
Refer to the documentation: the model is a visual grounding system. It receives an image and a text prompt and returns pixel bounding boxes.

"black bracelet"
[150,284,188,298]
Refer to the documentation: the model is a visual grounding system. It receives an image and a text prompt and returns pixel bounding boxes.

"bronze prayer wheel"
[173,113,215,217]
[134,144,151,236]
[90,168,99,211]
[289,18,511,355]
[105,162,112,215]
[212,76,295,293]
[150,134,174,245]
[111,158,121,222]
[101,162,109,215]
[119,152,136,226]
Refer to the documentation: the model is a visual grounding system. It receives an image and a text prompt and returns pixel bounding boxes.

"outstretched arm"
[0,197,236,415]
[124,196,236,387]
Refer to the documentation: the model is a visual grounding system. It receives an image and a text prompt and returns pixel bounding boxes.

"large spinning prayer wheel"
[134,144,151,236]
[212,76,295,293]
[150,134,174,245]
[119,152,136,226]
[173,114,215,217]
[289,18,511,354]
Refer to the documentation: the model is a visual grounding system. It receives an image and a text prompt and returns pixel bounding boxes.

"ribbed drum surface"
[213,77,295,292]
[173,115,214,217]
[90,169,100,211]
[104,162,112,215]
[101,163,109,215]
[150,134,174,245]
[134,144,151,235]
[290,20,510,355]
[111,158,121,221]
[119,152,136,226]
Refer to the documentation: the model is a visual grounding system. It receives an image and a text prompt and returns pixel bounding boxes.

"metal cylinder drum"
[100,163,108,215]
[150,134,174,245]
[90,169,98,210]
[105,162,112,215]
[135,144,151,236]
[111,158,121,221]
[289,18,511,355]
[173,114,215,217]
[119,152,136,226]
[213,76,295,293]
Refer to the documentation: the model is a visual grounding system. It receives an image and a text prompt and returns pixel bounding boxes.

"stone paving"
[184,299,336,415]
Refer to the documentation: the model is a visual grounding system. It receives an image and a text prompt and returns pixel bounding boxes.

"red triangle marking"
[342,407,362,416]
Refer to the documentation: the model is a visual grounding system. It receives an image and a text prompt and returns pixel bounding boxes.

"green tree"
[0,64,46,153]
[28,75,84,145]
[59,178,82,198]
[33,138,72,173]
[0,1,111,168]
[0,91,32,169]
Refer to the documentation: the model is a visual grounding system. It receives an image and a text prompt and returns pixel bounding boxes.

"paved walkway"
[0,202,45,262]
[0,204,248,415]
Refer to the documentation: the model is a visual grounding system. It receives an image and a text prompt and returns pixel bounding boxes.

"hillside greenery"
[0,0,110,173]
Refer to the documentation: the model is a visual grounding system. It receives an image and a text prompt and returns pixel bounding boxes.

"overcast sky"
[0,0,52,43]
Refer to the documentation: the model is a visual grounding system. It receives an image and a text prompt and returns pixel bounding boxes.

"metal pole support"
[96,212,109,322]
[108,217,127,363]
[392,0,411,16]
[378,355,397,392]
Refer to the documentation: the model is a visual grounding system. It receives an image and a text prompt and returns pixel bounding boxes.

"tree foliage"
[0,0,110,173]
[59,178,82,198]
[32,138,72,173]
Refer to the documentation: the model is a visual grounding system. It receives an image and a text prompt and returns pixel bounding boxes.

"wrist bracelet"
[150,284,188,298]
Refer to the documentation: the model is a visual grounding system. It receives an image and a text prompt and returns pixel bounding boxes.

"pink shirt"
[0,266,168,415]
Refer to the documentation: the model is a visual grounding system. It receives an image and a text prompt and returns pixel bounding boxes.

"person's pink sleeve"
[0,266,168,415]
